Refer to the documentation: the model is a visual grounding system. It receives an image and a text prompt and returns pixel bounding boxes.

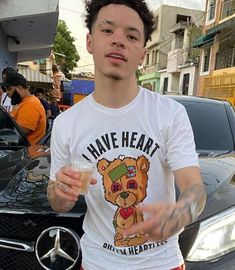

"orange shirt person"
[4,72,46,145]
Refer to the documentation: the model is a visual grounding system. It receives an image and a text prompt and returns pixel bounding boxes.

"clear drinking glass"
[70,158,95,195]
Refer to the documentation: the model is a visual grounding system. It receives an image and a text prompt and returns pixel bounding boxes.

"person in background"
[50,98,60,118]
[52,64,65,101]
[47,1,206,270]
[4,72,46,145]
[0,67,17,112]
[34,88,52,119]
[48,97,60,129]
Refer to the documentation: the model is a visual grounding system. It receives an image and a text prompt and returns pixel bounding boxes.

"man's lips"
[106,52,127,62]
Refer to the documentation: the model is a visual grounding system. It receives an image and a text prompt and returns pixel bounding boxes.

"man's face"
[86,4,147,80]
[7,86,22,105]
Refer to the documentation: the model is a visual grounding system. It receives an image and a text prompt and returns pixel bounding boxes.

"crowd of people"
[0,67,60,144]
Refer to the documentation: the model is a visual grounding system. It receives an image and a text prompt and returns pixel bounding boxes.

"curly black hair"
[84,0,155,46]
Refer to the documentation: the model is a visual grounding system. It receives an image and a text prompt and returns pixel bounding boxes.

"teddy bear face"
[97,155,150,207]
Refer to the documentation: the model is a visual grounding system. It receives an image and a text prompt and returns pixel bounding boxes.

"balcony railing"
[215,49,235,69]
[170,21,188,34]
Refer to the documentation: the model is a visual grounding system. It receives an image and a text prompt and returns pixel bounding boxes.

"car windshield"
[178,100,234,152]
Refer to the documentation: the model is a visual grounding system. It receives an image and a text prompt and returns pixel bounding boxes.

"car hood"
[198,153,235,221]
[1,147,235,219]
[0,145,86,216]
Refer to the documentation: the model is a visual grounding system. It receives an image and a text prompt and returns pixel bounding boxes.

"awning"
[207,16,235,35]
[192,33,217,48]
[18,66,53,83]
[193,17,235,48]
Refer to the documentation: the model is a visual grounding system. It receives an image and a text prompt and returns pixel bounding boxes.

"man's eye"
[128,35,137,41]
[102,29,112,34]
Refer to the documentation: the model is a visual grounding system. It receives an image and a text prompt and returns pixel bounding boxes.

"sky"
[59,0,206,74]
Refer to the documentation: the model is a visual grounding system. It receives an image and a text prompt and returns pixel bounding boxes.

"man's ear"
[138,47,148,66]
[86,33,93,55]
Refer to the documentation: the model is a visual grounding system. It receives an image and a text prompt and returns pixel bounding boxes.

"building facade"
[193,0,235,105]
[0,0,59,73]
[139,5,204,94]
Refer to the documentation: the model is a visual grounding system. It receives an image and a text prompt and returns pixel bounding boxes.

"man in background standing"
[35,88,52,130]
[4,72,46,145]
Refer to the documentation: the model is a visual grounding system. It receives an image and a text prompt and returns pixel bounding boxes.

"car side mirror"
[0,129,19,146]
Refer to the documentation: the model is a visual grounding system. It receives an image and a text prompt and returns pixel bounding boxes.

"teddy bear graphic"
[97,155,150,247]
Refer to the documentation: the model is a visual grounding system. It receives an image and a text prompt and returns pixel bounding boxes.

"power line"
[152,0,226,52]
[77,63,94,67]
[60,7,84,14]
[170,28,235,58]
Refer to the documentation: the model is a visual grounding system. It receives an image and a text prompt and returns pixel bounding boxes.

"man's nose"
[111,30,125,48]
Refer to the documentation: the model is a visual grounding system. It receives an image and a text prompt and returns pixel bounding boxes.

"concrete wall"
[0,24,17,77]
[179,65,198,95]
[159,72,171,94]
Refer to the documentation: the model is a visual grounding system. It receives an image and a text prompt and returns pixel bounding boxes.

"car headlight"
[187,206,235,262]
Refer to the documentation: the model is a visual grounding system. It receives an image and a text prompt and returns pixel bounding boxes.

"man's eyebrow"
[127,27,142,36]
[98,20,114,27]
[98,20,142,36]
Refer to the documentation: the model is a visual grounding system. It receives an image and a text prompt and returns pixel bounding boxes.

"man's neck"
[21,89,31,99]
[92,75,139,108]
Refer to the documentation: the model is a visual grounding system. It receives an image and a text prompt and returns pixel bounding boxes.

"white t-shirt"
[0,92,13,112]
[50,87,199,270]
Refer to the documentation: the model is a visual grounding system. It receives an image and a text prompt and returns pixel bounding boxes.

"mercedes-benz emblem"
[36,226,81,270]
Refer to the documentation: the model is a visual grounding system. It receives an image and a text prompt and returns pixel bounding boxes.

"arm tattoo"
[179,183,206,222]
[47,181,75,212]
[159,184,206,237]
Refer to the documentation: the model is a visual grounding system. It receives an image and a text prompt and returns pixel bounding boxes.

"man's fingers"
[54,181,78,201]
[56,170,81,188]
[124,218,156,236]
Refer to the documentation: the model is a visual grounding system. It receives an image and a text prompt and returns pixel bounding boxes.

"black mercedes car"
[0,95,235,270]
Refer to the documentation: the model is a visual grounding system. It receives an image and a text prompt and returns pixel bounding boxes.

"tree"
[53,20,80,78]
[136,69,142,85]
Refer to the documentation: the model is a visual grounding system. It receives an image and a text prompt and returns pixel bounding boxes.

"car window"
[178,101,234,151]
[0,107,29,147]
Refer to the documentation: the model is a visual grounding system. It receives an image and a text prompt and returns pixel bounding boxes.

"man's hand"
[124,166,206,242]
[47,166,97,212]
[123,200,191,242]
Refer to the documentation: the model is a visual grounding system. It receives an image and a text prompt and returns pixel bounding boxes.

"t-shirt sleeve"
[50,121,70,181]
[165,105,199,171]
[17,103,41,131]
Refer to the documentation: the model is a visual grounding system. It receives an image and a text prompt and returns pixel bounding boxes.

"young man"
[47,1,206,269]
[4,72,46,145]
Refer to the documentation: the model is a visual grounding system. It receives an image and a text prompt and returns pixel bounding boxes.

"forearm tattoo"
[47,181,75,212]
[159,183,206,238]
[179,183,206,222]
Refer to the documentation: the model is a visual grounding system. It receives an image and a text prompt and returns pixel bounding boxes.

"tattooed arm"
[47,166,97,212]
[124,166,206,241]
[175,166,206,224]
[47,180,77,212]
[153,166,206,240]
[47,167,82,212]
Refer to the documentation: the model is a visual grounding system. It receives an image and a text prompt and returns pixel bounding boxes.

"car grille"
[0,249,42,270]
[0,213,84,270]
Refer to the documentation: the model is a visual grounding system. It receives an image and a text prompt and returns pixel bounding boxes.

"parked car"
[0,95,235,270]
